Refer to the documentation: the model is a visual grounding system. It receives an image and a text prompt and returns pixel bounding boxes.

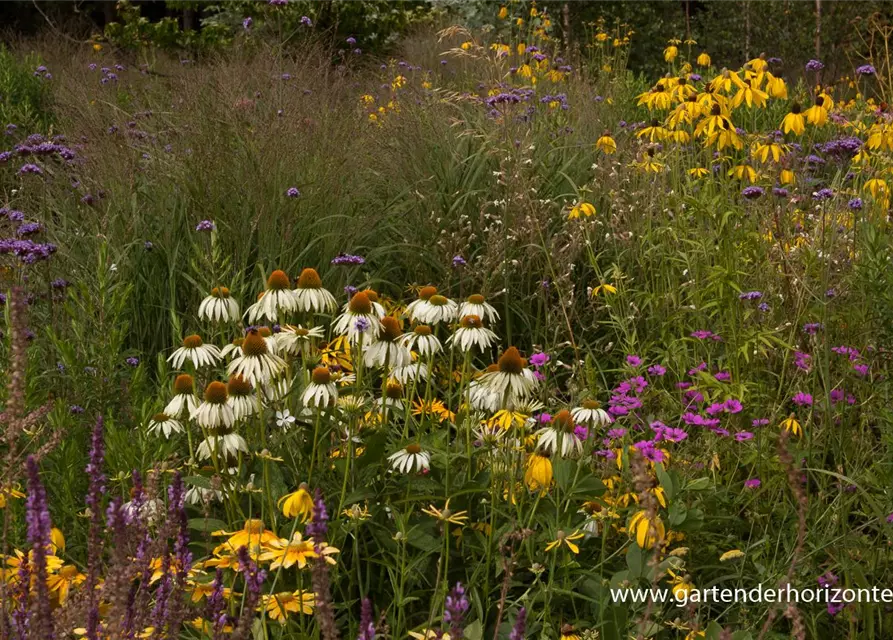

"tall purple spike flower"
[204,569,226,634]
[85,416,106,640]
[25,455,54,639]
[509,607,527,640]
[444,583,470,639]
[357,598,375,640]
[233,546,266,639]
[165,472,192,635]
[309,491,339,640]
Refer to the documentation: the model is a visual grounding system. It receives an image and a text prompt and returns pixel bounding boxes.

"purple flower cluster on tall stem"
[357,597,375,640]
[308,491,340,640]
[233,546,266,639]
[25,455,54,639]
[85,416,106,640]
[444,582,469,639]
[509,607,527,640]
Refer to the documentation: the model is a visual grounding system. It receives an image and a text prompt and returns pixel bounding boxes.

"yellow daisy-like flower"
[545,529,585,554]
[568,202,596,219]
[525,452,553,492]
[628,510,666,549]
[421,499,469,527]
[278,483,314,522]
[258,532,318,570]
[47,564,86,604]
[596,132,617,154]
[261,590,315,622]
[780,414,802,437]
[696,52,711,67]
[591,283,617,296]
[688,167,709,178]
[212,519,278,555]
[487,409,528,430]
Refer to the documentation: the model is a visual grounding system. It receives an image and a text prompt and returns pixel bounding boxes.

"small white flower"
[275,409,296,429]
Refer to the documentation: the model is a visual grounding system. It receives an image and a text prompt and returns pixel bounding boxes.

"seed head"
[242,330,269,357]
[172,374,194,395]
[204,381,228,404]
[460,315,483,329]
[467,293,485,305]
[349,292,373,314]
[311,367,331,385]
[182,334,203,349]
[380,316,402,341]
[296,268,322,289]
[267,269,291,290]
[498,347,525,375]
[419,286,437,300]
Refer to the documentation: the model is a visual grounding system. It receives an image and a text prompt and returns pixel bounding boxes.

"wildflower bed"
[1,3,893,640]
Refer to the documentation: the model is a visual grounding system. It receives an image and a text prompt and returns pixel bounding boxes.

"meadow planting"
[1,2,893,639]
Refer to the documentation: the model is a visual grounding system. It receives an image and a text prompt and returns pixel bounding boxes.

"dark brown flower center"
[242,331,268,357]
[173,374,194,395]
[467,293,485,305]
[498,347,524,374]
[460,315,483,329]
[227,375,252,396]
[183,334,203,349]
[296,268,322,289]
[406,443,421,454]
[414,325,432,336]
[349,292,373,314]
[419,286,437,300]
[267,270,291,290]
[380,316,402,341]
[311,366,331,385]
[204,381,228,404]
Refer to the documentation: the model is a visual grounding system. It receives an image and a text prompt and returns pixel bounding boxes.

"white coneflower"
[261,374,292,403]
[147,413,183,439]
[377,380,405,410]
[571,399,613,428]
[191,381,236,429]
[447,314,498,352]
[332,291,381,344]
[186,485,223,505]
[389,362,429,384]
[413,293,457,325]
[227,375,259,420]
[164,374,198,418]
[276,324,324,358]
[197,432,249,461]
[227,329,287,386]
[245,270,297,323]
[458,293,499,323]
[478,347,538,408]
[302,367,337,409]
[398,324,442,356]
[293,268,337,314]
[387,443,431,474]
[473,421,507,450]
[221,337,244,360]
[405,285,438,322]
[364,317,412,368]
[466,372,501,412]
[535,410,583,458]
[361,289,387,317]
[198,286,240,323]
[168,334,222,369]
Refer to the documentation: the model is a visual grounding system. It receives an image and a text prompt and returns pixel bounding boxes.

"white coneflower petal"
[413,294,457,325]
[571,400,613,428]
[389,362,429,384]
[198,287,240,323]
[227,330,287,386]
[447,315,498,352]
[477,347,538,408]
[387,444,430,474]
[398,325,442,356]
[197,432,249,460]
[333,292,381,344]
[164,374,198,418]
[302,367,338,409]
[276,324,324,357]
[458,293,499,323]
[191,381,235,429]
[168,335,222,370]
[406,286,438,322]
[245,270,297,323]
[148,413,183,439]
[293,268,337,314]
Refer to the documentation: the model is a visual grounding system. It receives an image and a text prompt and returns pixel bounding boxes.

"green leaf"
[187,518,228,533]
[464,620,482,640]
[183,475,212,490]
[626,543,644,579]
[685,477,712,491]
